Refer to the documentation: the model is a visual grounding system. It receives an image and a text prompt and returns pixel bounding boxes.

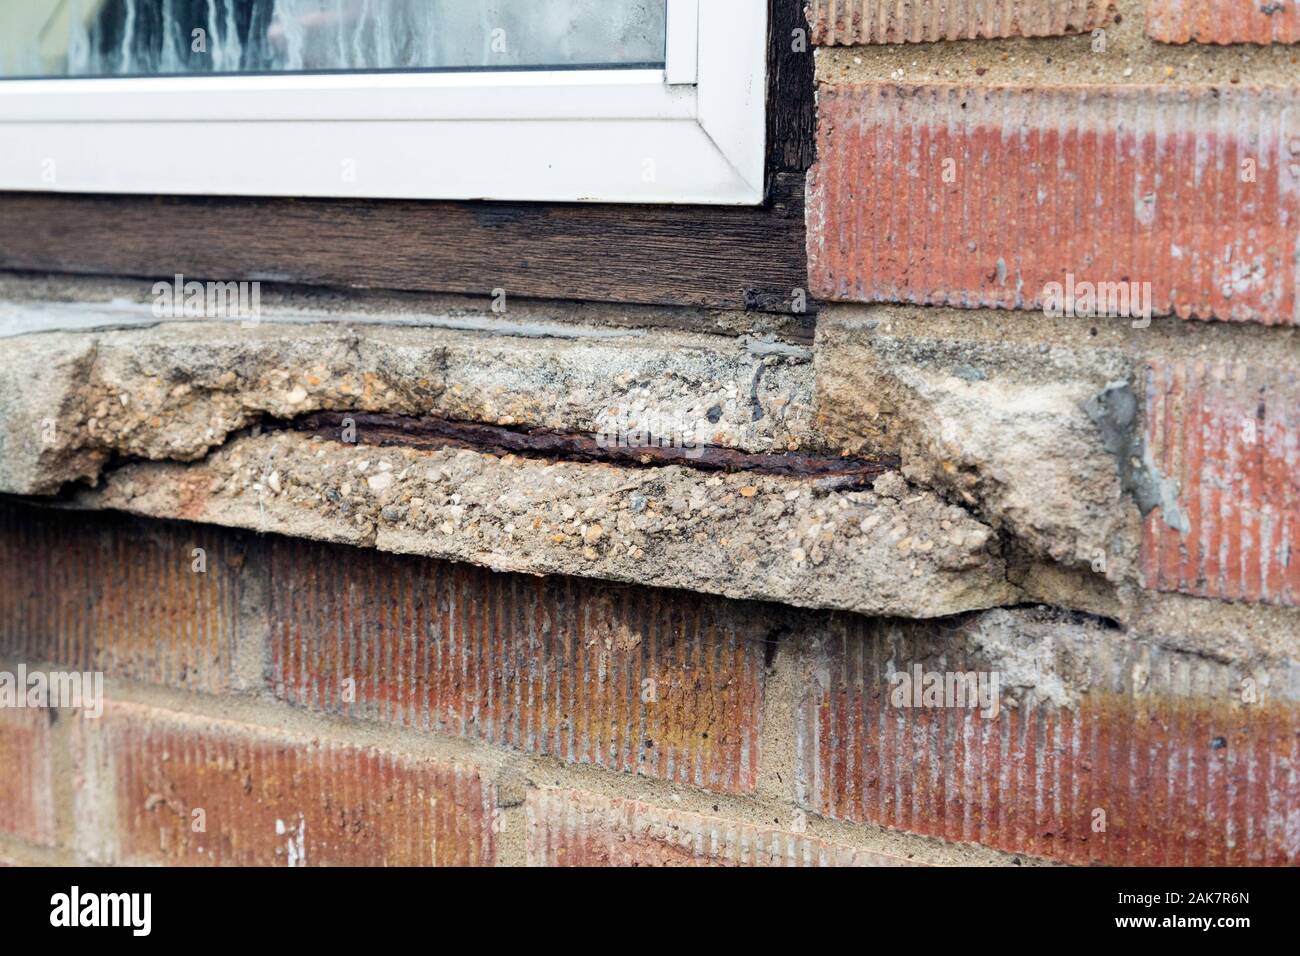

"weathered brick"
[798,609,1300,865]
[807,0,1114,44]
[0,709,55,847]
[1148,0,1300,45]
[76,702,497,866]
[1142,358,1300,606]
[0,503,245,693]
[808,83,1300,325]
[526,788,915,866]
[267,537,768,794]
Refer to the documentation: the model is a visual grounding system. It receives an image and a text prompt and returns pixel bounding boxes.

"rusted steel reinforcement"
[271,411,897,484]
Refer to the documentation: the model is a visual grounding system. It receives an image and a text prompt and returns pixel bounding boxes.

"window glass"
[0,0,668,78]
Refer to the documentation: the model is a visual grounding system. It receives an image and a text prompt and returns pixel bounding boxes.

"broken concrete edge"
[0,298,1021,620]
[803,606,1300,713]
[1009,559,1300,668]
[50,428,1017,620]
[0,310,818,497]
[10,471,1297,676]
[14,444,1300,668]
[813,306,1299,587]
[2,289,1297,628]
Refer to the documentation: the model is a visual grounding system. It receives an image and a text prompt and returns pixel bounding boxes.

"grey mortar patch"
[1083,380,1189,534]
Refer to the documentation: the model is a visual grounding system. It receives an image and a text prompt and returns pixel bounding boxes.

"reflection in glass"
[0,0,668,78]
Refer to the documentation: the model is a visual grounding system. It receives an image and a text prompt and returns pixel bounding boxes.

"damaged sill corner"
[38,407,1024,621]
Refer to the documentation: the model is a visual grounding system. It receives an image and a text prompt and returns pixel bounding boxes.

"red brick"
[77,702,497,866]
[267,537,766,794]
[526,788,916,866]
[808,83,1300,325]
[0,709,55,847]
[1142,358,1300,606]
[1148,0,1300,45]
[808,0,1114,44]
[798,611,1300,865]
[0,504,245,693]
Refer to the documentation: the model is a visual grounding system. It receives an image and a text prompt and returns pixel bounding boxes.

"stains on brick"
[1142,358,1300,606]
[267,537,768,794]
[78,702,496,866]
[0,503,244,693]
[808,84,1300,325]
[525,788,917,866]
[807,0,1115,44]
[0,709,55,847]
[1148,0,1300,44]
[798,609,1300,865]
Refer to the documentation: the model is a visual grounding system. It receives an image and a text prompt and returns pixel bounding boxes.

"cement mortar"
[816,0,1300,86]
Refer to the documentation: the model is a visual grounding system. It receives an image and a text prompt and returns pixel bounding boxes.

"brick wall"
[794,0,1300,869]
[806,0,1299,607]
[1,503,1296,866]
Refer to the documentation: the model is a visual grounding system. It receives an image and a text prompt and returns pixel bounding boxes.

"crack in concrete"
[269,410,898,485]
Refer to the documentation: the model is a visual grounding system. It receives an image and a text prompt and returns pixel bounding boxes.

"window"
[0,0,767,204]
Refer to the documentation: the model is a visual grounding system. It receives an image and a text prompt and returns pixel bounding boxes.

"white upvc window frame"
[0,0,767,205]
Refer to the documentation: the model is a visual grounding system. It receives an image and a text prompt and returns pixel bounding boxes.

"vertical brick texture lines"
[1147,0,1300,45]
[807,0,1115,44]
[798,614,1300,865]
[0,504,243,693]
[267,537,768,794]
[808,83,1300,325]
[77,703,497,866]
[1142,358,1300,605]
[0,709,55,846]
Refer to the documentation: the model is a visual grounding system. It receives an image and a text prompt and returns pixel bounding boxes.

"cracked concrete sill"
[65,429,1017,619]
[0,295,1017,616]
[0,309,817,496]
[4,279,1299,660]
